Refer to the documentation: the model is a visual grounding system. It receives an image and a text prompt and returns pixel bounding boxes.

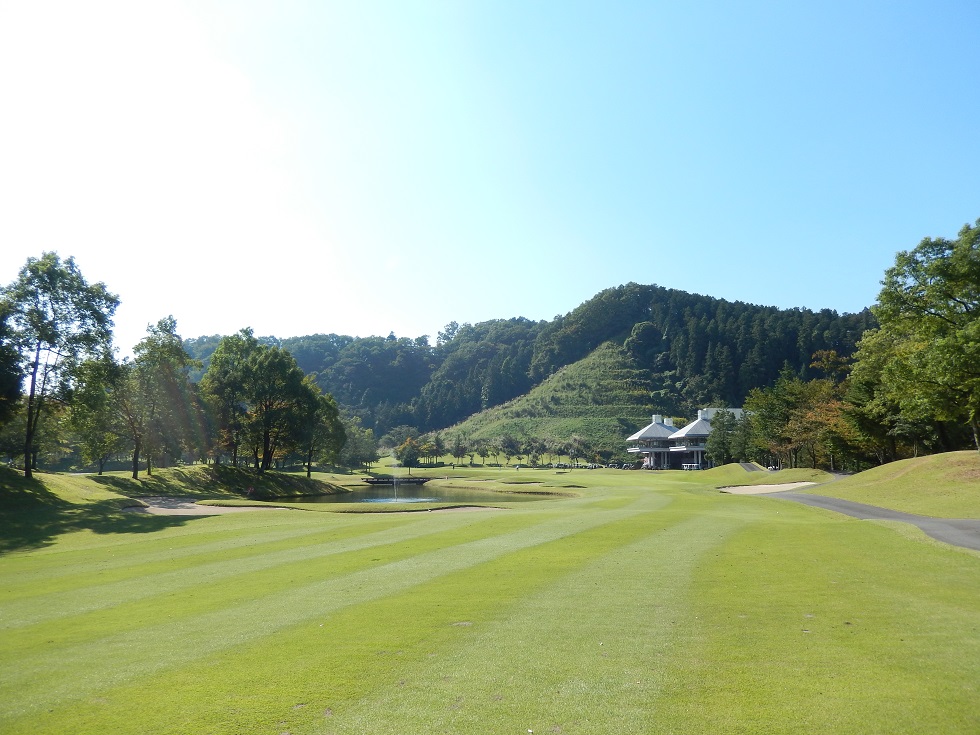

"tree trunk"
[132,438,142,480]
[22,346,43,479]
[260,429,273,472]
[23,427,34,480]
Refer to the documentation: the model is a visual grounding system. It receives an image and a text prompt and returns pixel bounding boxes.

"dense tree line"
[3,218,976,475]
[185,286,874,438]
[0,255,350,476]
[705,219,980,469]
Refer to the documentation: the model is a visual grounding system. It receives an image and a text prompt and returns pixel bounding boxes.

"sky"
[1,0,978,355]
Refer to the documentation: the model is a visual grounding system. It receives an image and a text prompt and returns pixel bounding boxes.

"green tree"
[432,432,446,463]
[380,425,420,453]
[860,219,980,450]
[200,329,260,465]
[290,375,345,478]
[0,301,23,427]
[338,414,379,470]
[568,434,589,467]
[0,397,72,469]
[499,433,519,466]
[473,437,490,466]
[705,409,737,466]
[68,355,126,474]
[394,436,420,471]
[743,366,804,468]
[117,317,200,478]
[451,433,468,464]
[729,413,754,464]
[2,253,118,477]
[247,346,307,473]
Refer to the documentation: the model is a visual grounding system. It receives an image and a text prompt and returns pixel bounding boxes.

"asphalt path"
[772,491,980,552]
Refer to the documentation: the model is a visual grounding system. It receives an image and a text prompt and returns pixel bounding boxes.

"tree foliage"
[2,253,118,477]
[184,286,872,439]
[855,219,980,450]
[0,301,22,427]
[68,355,126,474]
[200,332,346,473]
[289,375,345,478]
[15,226,979,476]
[116,317,202,478]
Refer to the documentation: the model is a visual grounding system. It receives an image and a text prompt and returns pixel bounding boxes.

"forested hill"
[184,283,875,436]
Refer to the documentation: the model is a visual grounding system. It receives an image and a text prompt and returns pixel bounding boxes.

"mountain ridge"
[184,282,876,439]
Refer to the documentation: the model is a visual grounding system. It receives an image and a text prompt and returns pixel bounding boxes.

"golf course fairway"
[1,464,977,734]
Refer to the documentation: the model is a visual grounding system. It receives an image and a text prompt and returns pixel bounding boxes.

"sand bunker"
[122,497,289,515]
[720,481,817,495]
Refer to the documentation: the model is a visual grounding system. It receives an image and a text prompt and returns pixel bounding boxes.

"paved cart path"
[773,491,980,551]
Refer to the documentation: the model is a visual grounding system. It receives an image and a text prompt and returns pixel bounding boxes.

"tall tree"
[200,328,260,465]
[136,317,201,472]
[451,433,468,465]
[394,436,420,472]
[859,219,980,450]
[247,346,307,472]
[2,253,118,477]
[337,413,378,470]
[705,409,738,466]
[117,317,200,478]
[290,375,345,478]
[0,301,23,427]
[68,355,126,474]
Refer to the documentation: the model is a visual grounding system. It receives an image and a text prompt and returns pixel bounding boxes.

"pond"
[307,482,554,504]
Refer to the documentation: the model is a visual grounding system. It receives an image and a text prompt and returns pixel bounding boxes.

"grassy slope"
[1,465,978,734]
[446,341,657,455]
[670,463,835,489]
[798,451,980,518]
[0,465,349,554]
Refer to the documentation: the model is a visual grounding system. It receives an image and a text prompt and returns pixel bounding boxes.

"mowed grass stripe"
[0,492,671,720]
[6,492,688,735]
[0,511,411,592]
[0,510,565,652]
[651,503,980,734]
[0,509,535,629]
[323,514,740,735]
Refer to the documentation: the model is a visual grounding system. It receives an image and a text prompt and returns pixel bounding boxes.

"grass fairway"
[1,464,978,734]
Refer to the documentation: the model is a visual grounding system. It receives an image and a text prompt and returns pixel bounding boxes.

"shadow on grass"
[86,465,345,500]
[0,465,348,554]
[0,474,194,555]
[0,465,345,554]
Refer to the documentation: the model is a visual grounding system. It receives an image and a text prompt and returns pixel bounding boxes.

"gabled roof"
[627,419,675,441]
[668,417,712,439]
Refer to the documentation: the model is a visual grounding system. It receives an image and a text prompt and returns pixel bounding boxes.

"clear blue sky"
[1,0,977,353]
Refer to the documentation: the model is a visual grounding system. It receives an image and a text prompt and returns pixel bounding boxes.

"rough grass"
[799,451,980,518]
[1,459,978,734]
[669,463,835,489]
